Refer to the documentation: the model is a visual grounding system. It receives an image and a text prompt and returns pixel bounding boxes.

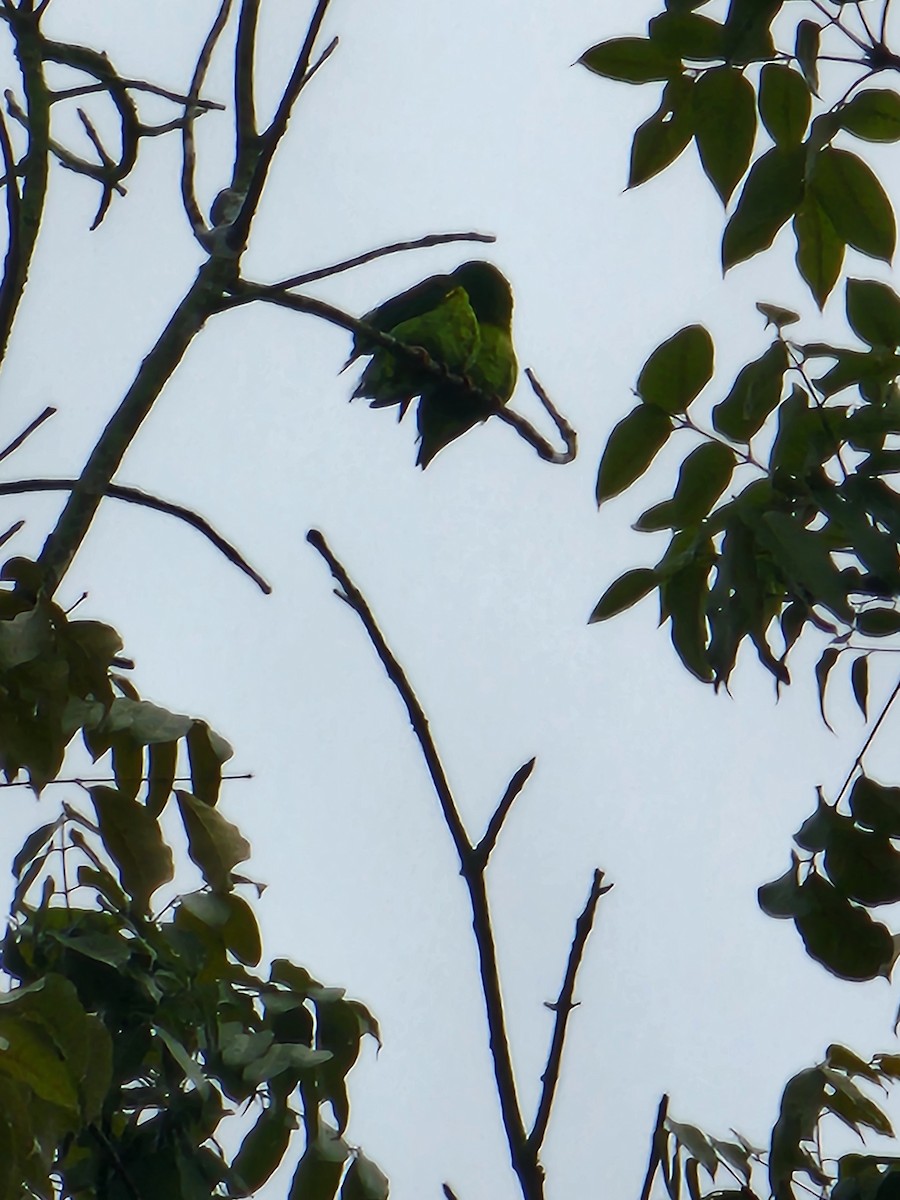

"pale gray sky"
[2,2,900,1197]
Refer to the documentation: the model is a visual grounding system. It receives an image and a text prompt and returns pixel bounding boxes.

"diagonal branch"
[3,476,269,592]
[528,868,612,1152]
[266,230,496,290]
[639,1095,670,1200]
[475,758,535,867]
[0,404,55,463]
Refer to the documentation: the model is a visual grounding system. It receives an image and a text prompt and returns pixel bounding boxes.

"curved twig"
[0,103,21,350]
[267,230,497,290]
[496,369,577,464]
[4,477,270,593]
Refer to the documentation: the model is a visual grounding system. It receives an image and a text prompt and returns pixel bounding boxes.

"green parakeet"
[346,261,517,467]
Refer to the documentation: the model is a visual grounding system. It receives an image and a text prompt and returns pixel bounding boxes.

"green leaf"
[12,821,57,879]
[770,1066,827,1199]
[857,608,900,636]
[636,325,714,413]
[146,739,178,818]
[589,568,658,622]
[289,1127,350,1200]
[756,512,852,620]
[721,0,780,64]
[850,775,900,836]
[579,38,679,83]
[221,894,262,966]
[692,67,756,202]
[814,646,839,729]
[851,655,869,719]
[667,1120,719,1177]
[712,341,788,441]
[841,89,900,143]
[758,64,810,145]
[0,1011,79,1113]
[649,11,726,60]
[629,79,695,188]
[666,557,713,681]
[793,873,894,980]
[758,855,803,919]
[794,790,841,853]
[824,1073,893,1137]
[111,735,143,803]
[825,823,900,906]
[722,145,805,268]
[187,720,229,806]
[669,442,736,526]
[175,790,251,891]
[233,1104,295,1193]
[793,198,845,308]
[340,1153,390,1200]
[810,148,896,263]
[596,404,673,505]
[794,20,820,94]
[90,786,174,912]
[846,277,900,348]
[102,697,192,743]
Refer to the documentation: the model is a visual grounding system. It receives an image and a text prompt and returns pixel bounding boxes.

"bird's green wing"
[352,285,480,411]
[343,271,456,369]
[415,273,517,468]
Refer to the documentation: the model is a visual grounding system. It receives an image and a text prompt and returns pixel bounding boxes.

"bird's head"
[452,261,513,327]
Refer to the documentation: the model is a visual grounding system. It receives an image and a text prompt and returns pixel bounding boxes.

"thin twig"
[0,519,22,549]
[495,369,576,464]
[230,0,333,250]
[639,1096,670,1200]
[267,230,497,290]
[307,529,544,1199]
[52,80,224,110]
[834,675,900,806]
[3,477,270,593]
[182,0,234,241]
[0,773,254,789]
[475,758,536,867]
[529,869,611,1152]
[0,404,54,463]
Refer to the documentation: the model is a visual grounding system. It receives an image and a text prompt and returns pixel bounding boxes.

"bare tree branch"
[0,404,55,463]
[495,369,577,464]
[0,519,23,549]
[639,1095,670,1200]
[13,475,270,593]
[182,0,233,241]
[307,528,547,1200]
[529,868,612,1152]
[475,758,536,867]
[267,230,497,290]
[0,101,23,357]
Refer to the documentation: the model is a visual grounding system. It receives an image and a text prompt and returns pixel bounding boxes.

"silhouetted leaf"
[579,38,679,82]
[794,873,894,980]
[810,148,896,262]
[596,404,673,505]
[850,776,900,836]
[175,790,250,891]
[637,325,714,413]
[794,20,820,94]
[233,1104,295,1194]
[90,786,174,912]
[851,655,869,719]
[669,442,736,526]
[629,78,695,187]
[846,278,900,348]
[712,341,787,439]
[793,198,844,308]
[589,568,658,622]
[649,11,726,60]
[722,145,804,268]
[841,89,900,142]
[758,64,810,145]
[692,67,756,202]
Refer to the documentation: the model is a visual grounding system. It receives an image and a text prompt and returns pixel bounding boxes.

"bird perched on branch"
[345,261,517,467]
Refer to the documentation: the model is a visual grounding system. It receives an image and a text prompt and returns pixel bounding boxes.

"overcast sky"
[3,1,900,1197]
